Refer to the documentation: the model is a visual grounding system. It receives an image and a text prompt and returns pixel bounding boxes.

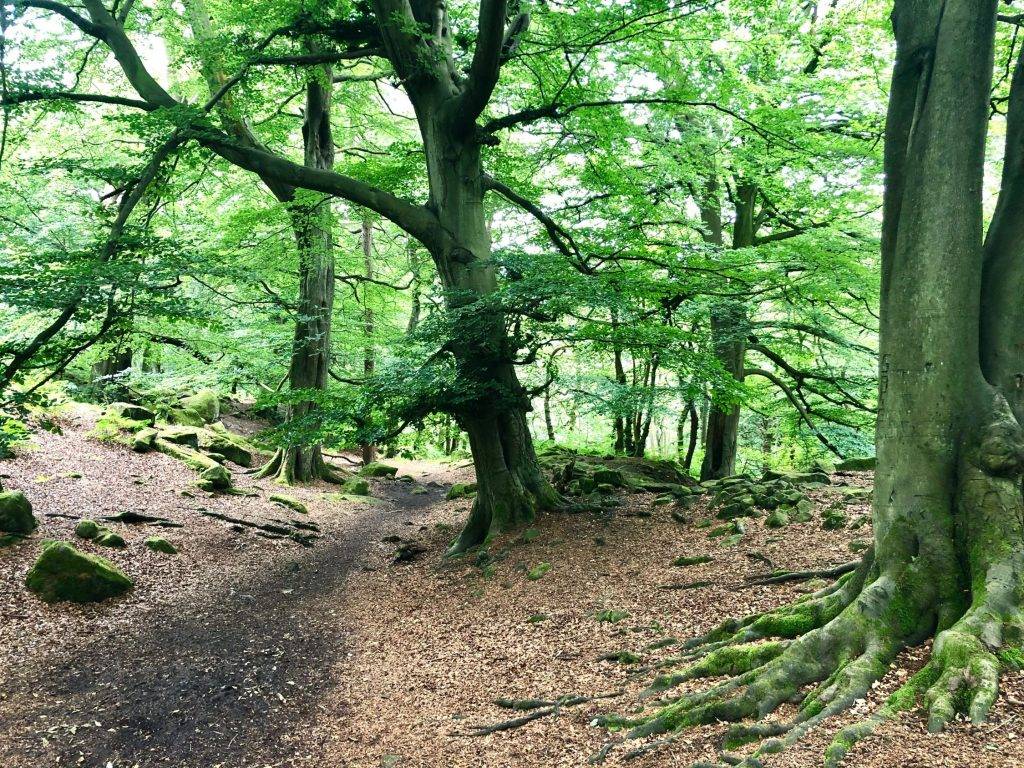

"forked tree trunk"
[418,109,557,554]
[616,4,1024,761]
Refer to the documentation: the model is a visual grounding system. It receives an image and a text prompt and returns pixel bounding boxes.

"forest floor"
[1,406,1022,768]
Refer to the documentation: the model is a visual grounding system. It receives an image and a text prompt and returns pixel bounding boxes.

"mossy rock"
[765,509,789,528]
[157,425,202,448]
[198,423,255,467]
[343,478,371,496]
[198,464,232,491]
[822,508,847,530]
[107,402,155,426]
[410,486,430,496]
[527,562,551,580]
[789,504,814,524]
[0,491,35,534]
[144,536,177,554]
[592,469,625,487]
[269,494,308,514]
[837,485,871,500]
[653,494,674,506]
[91,413,153,444]
[0,533,26,548]
[25,541,133,603]
[595,609,630,623]
[446,482,477,500]
[179,389,220,423]
[74,519,101,540]
[165,407,206,427]
[359,462,399,478]
[836,456,876,472]
[132,427,158,453]
[596,482,616,495]
[95,530,126,548]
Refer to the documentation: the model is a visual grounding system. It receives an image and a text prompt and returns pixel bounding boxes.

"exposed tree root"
[464,691,622,736]
[592,534,1024,767]
[199,509,319,546]
[743,560,859,587]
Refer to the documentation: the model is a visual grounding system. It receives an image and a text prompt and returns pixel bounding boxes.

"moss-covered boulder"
[158,425,202,448]
[592,468,625,487]
[91,411,154,445]
[95,530,126,548]
[165,406,206,427]
[25,541,133,602]
[144,536,177,554]
[198,464,232,491]
[342,478,370,496]
[836,456,876,472]
[132,427,158,452]
[765,509,790,528]
[823,507,848,530]
[269,493,308,514]
[446,482,477,500]
[0,491,35,534]
[199,423,254,467]
[74,519,101,540]
[179,389,220,423]
[359,462,398,478]
[106,402,155,426]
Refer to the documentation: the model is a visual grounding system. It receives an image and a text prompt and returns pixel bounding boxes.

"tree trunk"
[257,69,339,484]
[621,5,1024,762]
[418,108,557,553]
[360,216,377,466]
[699,177,752,480]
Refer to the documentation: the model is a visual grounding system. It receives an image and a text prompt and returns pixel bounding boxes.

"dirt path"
[2,413,1023,768]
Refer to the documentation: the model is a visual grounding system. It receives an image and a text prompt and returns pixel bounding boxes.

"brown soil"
[0,411,1020,768]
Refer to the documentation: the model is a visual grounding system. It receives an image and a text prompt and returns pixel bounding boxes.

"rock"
[765,509,789,528]
[838,485,871,500]
[165,406,206,427]
[179,389,220,423]
[74,519,101,540]
[526,562,551,580]
[0,491,35,534]
[132,427,158,452]
[823,508,847,530]
[343,478,371,496]
[158,425,201,448]
[596,482,616,495]
[95,531,126,548]
[789,504,814,524]
[410,486,429,496]
[849,539,870,554]
[198,464,232,491]
[144,536,177,554]
[199,424,254,467]
[269,494,308,514]
[25,541,133,603]
[359,462,399,478]
[107,402,155,426]
[653,494,674,506]
[836,456,876,472]
[592,469,625,487]
[446,482,477,500]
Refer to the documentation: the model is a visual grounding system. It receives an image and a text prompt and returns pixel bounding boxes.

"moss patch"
[0,491,35,534]
[269,494,308,515]
[144,536,177,555]
[25,541,133,603]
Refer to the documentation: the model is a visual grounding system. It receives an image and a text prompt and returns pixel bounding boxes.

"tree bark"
[257,67,340,484]
[616,5,1024,763]
[360,216,377,466]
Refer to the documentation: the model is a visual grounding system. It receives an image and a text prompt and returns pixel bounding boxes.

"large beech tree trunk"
[612,4,1024,763]
[419,111,556,554]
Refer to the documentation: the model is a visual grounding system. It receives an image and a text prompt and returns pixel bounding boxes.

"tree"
[598,4,1024,764]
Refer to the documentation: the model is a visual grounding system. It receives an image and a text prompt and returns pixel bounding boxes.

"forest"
[0,0,1021,766]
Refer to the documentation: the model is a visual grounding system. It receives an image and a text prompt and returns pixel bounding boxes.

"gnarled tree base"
[255,446,345,485]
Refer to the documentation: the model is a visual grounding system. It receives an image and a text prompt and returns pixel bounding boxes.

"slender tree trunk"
[257,68,340,484]
[700,181,755,480]
[360,216,377,465]
[406,242,422,334]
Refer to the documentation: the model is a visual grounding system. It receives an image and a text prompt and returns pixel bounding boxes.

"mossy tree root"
[255,447,345,485]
